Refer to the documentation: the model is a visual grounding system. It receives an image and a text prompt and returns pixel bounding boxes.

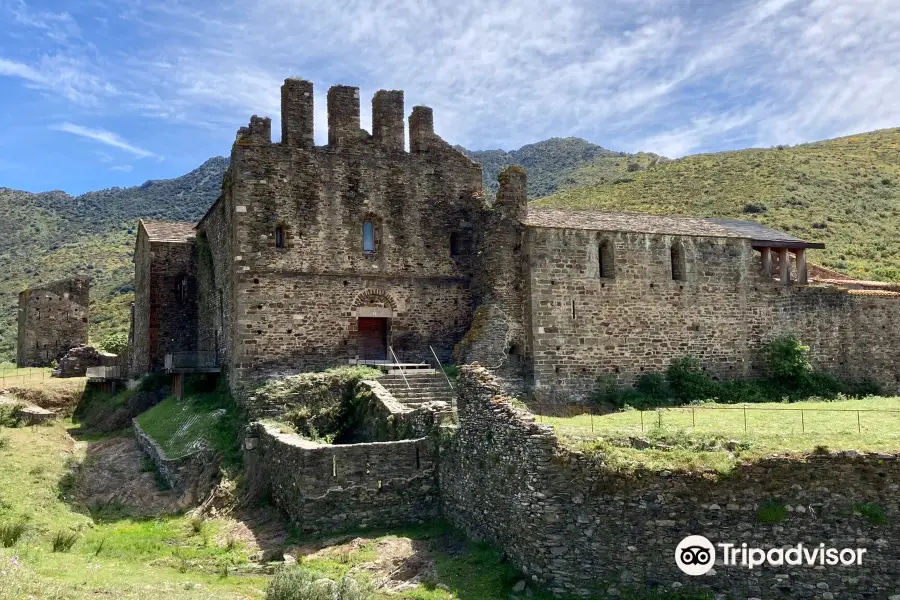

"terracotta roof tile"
[140,219,196,243]
[523,208,740,237]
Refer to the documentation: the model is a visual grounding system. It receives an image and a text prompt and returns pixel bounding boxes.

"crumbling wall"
[245,422,439,534]
[440,366,900,598]
[17,277,90,367]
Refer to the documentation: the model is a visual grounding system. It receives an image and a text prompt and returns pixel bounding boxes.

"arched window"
[450,232,460,258]
[362,220,375,253]
[275,225,285,249]
[671,243,686,281]
[598,240,614,279]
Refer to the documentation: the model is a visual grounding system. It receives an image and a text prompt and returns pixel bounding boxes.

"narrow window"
[362,220,375,253]
[449,232,460,258]
[275,225,285,249]
[599,240,614,278]
[671,244,686,281]
[571,299,576,319]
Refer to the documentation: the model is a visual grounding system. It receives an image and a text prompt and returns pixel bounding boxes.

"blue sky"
[1,0,898,195]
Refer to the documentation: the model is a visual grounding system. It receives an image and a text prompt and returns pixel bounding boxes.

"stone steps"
[378,373,457,409]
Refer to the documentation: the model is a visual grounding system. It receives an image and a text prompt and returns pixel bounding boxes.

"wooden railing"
[164,351,219,372]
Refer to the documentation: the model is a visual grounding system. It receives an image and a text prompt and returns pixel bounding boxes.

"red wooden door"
[357,317,388,361]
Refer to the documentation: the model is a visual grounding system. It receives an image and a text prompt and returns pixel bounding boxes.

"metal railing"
[85,366,121,380]
[388,346,411,390]
[429,345,456,411]
[0,366,50,383]
[164,351,219,371]
[530,403,900,436]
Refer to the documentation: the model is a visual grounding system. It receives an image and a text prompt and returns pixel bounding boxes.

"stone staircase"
[378,372,457,409]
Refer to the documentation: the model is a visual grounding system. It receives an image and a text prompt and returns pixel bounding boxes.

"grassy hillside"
[537,128,900,282]
[0,158,228,361]
[464,137,661,198]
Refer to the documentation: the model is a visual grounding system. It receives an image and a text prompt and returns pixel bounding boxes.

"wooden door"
[358,317,388,361]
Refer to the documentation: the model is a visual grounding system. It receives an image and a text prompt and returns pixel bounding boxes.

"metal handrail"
[430,346,454,391]
[388,346,411,390]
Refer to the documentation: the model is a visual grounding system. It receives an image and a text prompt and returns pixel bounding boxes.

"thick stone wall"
[441,366,900,598]
[245,422,439,534]
[526,227,900,400]
[196,189,235,373]
[196,79,484,391]
[17,277,89,367]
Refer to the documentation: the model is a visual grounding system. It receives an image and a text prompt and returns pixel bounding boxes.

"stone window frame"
[361,213,383,256]
[598,238,615,279]
[670,242,687,281]
[274,221,292,251]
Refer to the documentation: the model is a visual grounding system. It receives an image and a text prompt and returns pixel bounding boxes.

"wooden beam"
[795,248,808,285]
[761,247,772,276]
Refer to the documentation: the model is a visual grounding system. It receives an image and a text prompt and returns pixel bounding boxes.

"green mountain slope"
[537,128,900,282]
[0,157,228,361]
[464,137,662,198]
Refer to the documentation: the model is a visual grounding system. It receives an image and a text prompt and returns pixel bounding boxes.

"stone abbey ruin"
[15,78,900,598]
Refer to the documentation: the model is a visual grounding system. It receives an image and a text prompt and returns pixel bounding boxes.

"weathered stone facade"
[16,277,89,367]
[244,422,439,534]
[441,366,900,598]
[130,220,198,375]
[191,79,486,390]
[52,344,116,378]
[523,213,900,399]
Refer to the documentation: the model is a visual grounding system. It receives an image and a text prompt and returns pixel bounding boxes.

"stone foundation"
[133,419,219,503]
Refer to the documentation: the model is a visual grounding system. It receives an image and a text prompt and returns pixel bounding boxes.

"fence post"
[692,407,696,429]
[640,410,644,432]
[743,407,747,434]
[857,411,861,434]
[801,410,805,434]
[590,410,594,434]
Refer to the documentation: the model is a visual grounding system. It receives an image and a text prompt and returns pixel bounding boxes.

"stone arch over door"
[349,289,405,362]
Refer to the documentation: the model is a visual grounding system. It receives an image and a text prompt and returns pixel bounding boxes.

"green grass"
[0,421,268,600]
[538,128,900,282]
[135,387,243,466]
[544,396,900,473]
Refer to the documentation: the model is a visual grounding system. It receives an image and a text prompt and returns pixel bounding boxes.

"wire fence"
[530,403,900,437]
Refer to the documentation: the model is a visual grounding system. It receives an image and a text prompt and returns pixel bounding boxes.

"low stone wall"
[243,368,377,419]
[245,422,439,534]
[351,380,448,441]
[133,419,219,502]
[52,345,117,378]
[440,365,900,599]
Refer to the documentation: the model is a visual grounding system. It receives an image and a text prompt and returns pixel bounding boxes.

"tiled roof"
[523,208,740,237]
[523,208,822,248]
[140,219,197,243]
[706,218,809,245]
[847,289,900,297]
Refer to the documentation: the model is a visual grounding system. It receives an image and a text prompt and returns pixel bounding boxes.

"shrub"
[762,335,811,387]
[266,567,373,600]
[666,357,717,403]
[0,521,27,547]
[854,502,888,525]
[635,372,669,400]
[51,529,79,552]
[742,202,767,214]
[98,332,128,355]
[757,500,789,524]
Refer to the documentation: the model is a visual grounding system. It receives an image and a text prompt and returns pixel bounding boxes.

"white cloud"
[4,0,900,158]
[110,164,133,172]
[51,123,157,158]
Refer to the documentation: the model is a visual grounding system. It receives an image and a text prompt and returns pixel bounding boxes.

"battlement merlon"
[496,165,528,220]
[235,115,272,147]
[282,78,314,149]
[372,90,405,151]
[327,85,362,149]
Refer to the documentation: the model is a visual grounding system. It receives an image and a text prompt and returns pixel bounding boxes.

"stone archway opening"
[350,289,401,364]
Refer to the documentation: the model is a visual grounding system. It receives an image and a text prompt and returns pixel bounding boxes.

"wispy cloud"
[110,164,133,172]
[4,0,900,161]
[51,123,157,158]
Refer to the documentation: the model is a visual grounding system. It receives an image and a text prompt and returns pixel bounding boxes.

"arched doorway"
[350,289,400,364]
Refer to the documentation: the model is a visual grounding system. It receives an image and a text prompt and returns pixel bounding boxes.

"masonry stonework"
[16,277,89,367]
[441,366,900,599]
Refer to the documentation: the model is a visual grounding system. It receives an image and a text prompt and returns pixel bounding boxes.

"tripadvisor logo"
[675,535,868,575]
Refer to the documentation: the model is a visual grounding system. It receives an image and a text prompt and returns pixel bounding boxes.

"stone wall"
[196,192,234,373]
[131,225,199,375]
[17,277,89,367]
[440,366,900,598]
[197,78,485,391]
[133,419,219,503]
[526,226,900,400]
[244,422,439,534]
